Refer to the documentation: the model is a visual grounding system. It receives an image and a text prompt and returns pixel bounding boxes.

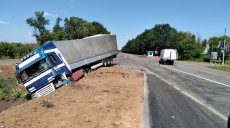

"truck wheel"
[108,58,112,66]
[103,59,108,67]
[107,59,111,67]
[159,59,163,64]
[111,58,113,65]
[102,60,105,66]
[171,61,174,65]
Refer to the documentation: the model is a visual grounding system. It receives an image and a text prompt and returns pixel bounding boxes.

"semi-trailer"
[15,34,118,98]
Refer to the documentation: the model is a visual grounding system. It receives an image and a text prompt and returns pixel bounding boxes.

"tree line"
[208,36,230,61]
[0,42,38,59]
[0,11,110,59]
[26,11,110,46]
[121,24,230,61]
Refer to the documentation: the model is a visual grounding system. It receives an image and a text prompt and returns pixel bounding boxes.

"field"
[0,66,143,128]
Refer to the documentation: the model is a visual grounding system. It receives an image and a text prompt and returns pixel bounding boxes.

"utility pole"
[222,28,226,65]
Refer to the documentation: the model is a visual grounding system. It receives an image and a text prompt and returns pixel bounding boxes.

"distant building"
[146,51,154,56]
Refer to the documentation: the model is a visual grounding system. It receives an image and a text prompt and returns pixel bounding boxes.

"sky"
[0,0,230,50]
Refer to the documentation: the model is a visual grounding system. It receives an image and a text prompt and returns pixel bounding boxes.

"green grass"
[225,60,230,65]
[0,88,6,100]
[0,76,27,101]
[0,77,17,88]
[11,88,23,100]
[208,66,230,72]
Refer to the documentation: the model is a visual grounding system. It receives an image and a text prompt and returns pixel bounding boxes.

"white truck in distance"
[159,49,178,65]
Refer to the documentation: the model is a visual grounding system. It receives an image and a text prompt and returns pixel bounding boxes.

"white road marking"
[160,65,230,88]
[141,66,228,121]
[177,64,230,78]
[144,74,150,128]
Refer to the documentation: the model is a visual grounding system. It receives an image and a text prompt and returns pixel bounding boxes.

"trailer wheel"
[103,59,108,67]
[108,58,112,66]
[111,58,113,66]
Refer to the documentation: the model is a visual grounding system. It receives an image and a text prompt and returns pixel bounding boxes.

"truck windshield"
[18,58,51,83]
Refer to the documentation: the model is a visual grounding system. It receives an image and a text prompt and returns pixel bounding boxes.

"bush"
[20,94,31,101]
[11,88,23,99]
[0,88,5,100]
[182,54,210,62]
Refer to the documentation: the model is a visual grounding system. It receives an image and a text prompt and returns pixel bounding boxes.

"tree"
[64,17,90,39]
[177,33,203,60]
[64,17,110,40]
[121,24,178,55]
[152,24,177,51]
[225,37,230,60]
[26,11,50,45]
[91,21,110,34]
[121,24,205,60]
[26,12,111,44]
[52,17,64,40]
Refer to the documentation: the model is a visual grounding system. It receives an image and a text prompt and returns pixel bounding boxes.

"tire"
[104,59,109,67]
[103,59,106,67]
[159,59,163,64]
[111,58,113,65]
[171,60,174,65]
[108,59,111,66]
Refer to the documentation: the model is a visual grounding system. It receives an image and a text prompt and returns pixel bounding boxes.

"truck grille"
[35,83,55,97]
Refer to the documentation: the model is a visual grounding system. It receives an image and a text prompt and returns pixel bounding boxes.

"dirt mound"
[0,65,16,78]
[0,67,143,128]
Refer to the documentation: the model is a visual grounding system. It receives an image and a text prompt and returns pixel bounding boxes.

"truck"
[15,34,118,98]
[159,49,178,65]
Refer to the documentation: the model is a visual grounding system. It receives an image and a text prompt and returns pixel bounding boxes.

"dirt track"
[0,67,143,128]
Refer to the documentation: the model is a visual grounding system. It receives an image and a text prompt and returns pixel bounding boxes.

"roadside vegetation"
[208,65,230,72]
[0,66,27,102]
[0,43,37,59]
[0,76,26,101]
[121,24,230,62]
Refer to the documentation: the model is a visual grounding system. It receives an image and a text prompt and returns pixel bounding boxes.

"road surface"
[115,53,230,128]
[0,59,18,65]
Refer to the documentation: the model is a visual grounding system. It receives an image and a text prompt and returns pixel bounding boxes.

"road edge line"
[141,66,228,121]
[160,65,230,88]
[144,74,151,128]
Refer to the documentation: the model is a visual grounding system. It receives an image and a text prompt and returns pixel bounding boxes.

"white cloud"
[44,12,58,18]
[0,21,10,25]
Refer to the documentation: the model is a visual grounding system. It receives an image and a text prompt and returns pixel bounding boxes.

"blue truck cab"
[16,41,71,98]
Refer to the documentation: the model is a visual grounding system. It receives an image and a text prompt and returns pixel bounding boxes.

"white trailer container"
[159,49,178,65]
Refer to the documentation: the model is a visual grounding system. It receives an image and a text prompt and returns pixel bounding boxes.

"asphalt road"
[115,53,230,128]
[0,59,19,65]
